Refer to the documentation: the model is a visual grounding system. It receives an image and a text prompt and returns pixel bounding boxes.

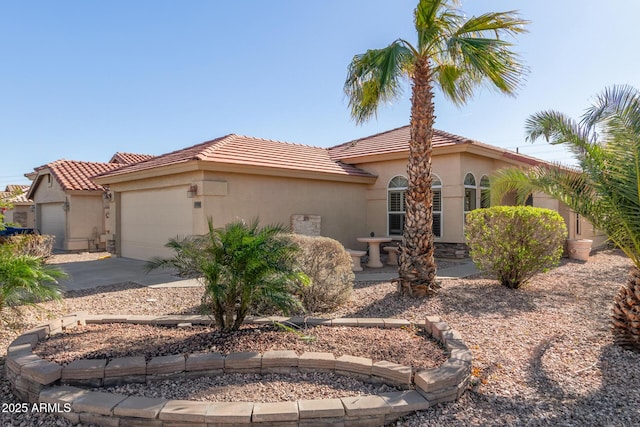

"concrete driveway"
[52,256,200,291]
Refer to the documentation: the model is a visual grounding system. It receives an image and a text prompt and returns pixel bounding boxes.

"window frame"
[386,175,443,238]
[387,176,408,236]
[480,175,491,209]
[463,172,477,224]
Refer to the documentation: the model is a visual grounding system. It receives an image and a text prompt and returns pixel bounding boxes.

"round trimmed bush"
[465,206,567,288]
[289,234,354,312]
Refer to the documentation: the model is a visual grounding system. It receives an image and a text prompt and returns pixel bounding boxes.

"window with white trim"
[433,176,442,238]
[387,175,443,237]
[480,175,490,208]
[464,173,477,223]
[388,176,408,236]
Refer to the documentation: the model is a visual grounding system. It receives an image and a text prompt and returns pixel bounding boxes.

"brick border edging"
[6,313,471,426]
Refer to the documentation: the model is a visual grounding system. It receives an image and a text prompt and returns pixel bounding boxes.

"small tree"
[465,206,567,288]
[147,218,307,332]
[0,244,66,325]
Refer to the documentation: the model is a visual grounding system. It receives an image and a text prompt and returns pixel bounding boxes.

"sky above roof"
[1,1,638,189]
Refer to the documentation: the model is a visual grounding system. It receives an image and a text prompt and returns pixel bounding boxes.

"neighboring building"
[1,184,34,228]
[94,127,605,261]
[26,153,153,251]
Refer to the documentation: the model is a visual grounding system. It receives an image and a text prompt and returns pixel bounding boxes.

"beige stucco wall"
[4,205,35,228]
[353,151,519,245]
[107,170,369,260]
[65,193,107,251]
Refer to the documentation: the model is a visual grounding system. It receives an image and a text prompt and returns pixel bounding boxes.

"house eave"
[93,160,377,186]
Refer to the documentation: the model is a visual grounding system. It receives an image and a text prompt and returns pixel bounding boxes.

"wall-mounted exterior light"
[187,184,198,198]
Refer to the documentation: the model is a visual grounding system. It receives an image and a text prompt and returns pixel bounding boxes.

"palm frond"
[344,41,414,124]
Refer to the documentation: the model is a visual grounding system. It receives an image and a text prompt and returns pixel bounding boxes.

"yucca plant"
[491,85,640,352]
[147,218,307,332]
[0,244,65,324]
[344,0,528,297]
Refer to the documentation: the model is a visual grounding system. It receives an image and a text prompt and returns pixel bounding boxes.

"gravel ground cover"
[1,249,639,426]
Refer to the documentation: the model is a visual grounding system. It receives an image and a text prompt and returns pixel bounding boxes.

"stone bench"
[383,246,399,266]
[346,249,367,272]
[5,313,472,426]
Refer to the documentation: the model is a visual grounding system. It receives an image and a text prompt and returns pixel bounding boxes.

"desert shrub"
[0,244,66,325]
[465,206,567,288]
[147,218,307,332]
[6,234,55,259]
[289,234,354,312]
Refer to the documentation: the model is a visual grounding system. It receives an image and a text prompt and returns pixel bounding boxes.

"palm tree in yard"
[344,0,528,296]
[491,85,640,352]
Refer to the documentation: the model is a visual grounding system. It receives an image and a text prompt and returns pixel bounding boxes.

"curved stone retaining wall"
[5,313,471,426]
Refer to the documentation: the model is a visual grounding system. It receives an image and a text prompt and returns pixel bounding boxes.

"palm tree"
[147,218,306,332]
[491,85,640,352]
[0,244,65,324]
[344,0,528,296]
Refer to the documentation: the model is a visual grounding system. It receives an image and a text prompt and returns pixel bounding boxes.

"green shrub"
[6,234,55,259]
[0,244,66,325]
[289,234,354,313]
[465,206,567,288]
[147,218,307,332]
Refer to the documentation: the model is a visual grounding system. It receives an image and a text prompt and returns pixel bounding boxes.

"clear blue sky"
[1,1,638,189]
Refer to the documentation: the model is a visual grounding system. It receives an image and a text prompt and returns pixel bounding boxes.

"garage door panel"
[40,203,65,249]
[121,189,193,260]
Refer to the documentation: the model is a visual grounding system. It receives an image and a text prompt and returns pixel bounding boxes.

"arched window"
[464,173,477,218]
[388,176,408,236]
[480,175,490,208]
[433,176,442,238]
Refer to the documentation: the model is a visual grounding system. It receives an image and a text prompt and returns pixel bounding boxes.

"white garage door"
[120,188,194,260]
[40,203,65,249]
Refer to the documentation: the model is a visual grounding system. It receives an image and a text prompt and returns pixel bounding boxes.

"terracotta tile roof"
[328,125,470,160]
[109,152,155,164]
[328,125,545,166]
[36,160,123,191]
[1,185,31,204]
[100,134,375,179]
[4,184,30,193]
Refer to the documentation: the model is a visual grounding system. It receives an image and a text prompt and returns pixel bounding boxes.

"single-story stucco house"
[1,184,34,228]
[93,126,606,261]
[26,153,153,251]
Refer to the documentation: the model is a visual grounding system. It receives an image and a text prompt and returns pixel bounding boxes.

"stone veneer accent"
[5,313,472,427]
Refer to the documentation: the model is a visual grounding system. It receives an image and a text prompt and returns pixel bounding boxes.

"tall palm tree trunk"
[612,266,640,352]
[397,57,440,297]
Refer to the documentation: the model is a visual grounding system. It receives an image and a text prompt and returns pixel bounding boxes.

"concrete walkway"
[54,256,199,291]
[53,255,479,291]
[354,259,478,282]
